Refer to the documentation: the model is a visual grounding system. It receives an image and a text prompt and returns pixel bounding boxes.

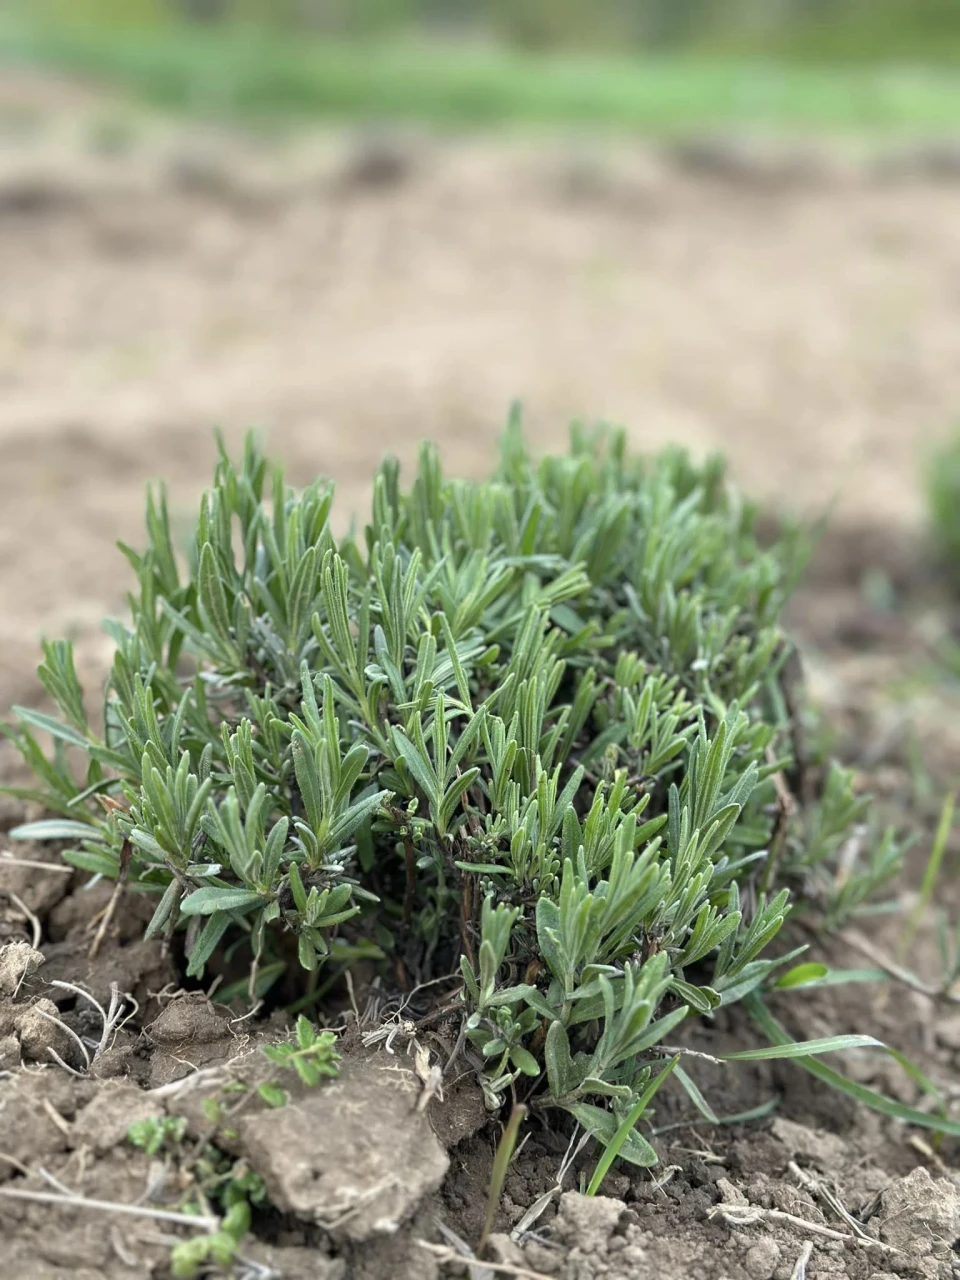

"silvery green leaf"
[10,818,100,841]
[564,1103,658,1168]
[180,886,263,916]
[544,1021,582,1098]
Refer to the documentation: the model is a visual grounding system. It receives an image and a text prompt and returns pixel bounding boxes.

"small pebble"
[744,1238,781,1279]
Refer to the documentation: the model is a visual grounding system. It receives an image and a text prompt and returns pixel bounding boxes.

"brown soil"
[4,77,960,1279]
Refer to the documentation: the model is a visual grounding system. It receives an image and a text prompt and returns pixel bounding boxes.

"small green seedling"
[927,427,960,570]
[256,1081,289,1109]
[262,1014,340,1086]
[900,791,955,961]
[127,1114,187,1157]
[124,1030,337,1280]
[127,1110,269,1277]
[170,1200,250,1280]
[256,1014,341,1106]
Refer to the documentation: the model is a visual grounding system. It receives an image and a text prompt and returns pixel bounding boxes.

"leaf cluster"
[5,419,901,1158]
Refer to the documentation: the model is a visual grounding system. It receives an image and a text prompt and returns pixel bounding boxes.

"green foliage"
[585,1054,678,1192]
[128,1114,187,1156]
[901,791,954,959]
[258,1014,341,1100]
[8,14,960,133]
[788,761,903,926]
[170,1205,249,1280]
[127,1110,268,1278]
[927,428,960,569]
[170,1150,267,1279]
[21,0,960,60]
[6,421,900,1161]
[255,1081,289,1108]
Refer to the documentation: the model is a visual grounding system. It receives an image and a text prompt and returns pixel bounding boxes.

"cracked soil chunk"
[0,941,43,995]
[768,1116,849,1169]
[874,1167,960,1258]
[546,1193,649,1280]
[145,994,232,1045]
[15,997,80,1067]
[236,1056,448,1242]
[71,1081,165,1154]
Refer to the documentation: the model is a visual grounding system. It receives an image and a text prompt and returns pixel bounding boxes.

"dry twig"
[0,1185,218,1230]
[0,851,72,875]
[790,1240,814,1280]
[788,1161,870,1241]
[709,1203,897,1252]
[418,1239,553,1280]
[2,890,42,950]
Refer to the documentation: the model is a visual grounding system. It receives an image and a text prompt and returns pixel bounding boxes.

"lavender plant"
[4,419,901,1160]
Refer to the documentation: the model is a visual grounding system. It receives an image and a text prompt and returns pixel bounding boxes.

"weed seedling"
[255,1013,341,1106]
[126,1110,269,1279]
[128,1114,187,1157]
[261,1014,341,1087]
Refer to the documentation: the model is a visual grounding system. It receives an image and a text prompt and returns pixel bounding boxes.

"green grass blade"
[478,1103,527,1256]
[673,1063,719,1124]
[792,967,888,988]
[718,1033,884,1062]
[586,1056,678,1197]
[746,995,960,1138]
[651,1096,778,1136]
[774,962,828,989]
[10,708,89,749]
[900,791,955,960]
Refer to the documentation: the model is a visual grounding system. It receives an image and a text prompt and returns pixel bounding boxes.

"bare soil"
[4,75,960,1279]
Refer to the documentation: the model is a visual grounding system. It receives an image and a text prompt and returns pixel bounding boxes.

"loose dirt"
[3,73,960,1280]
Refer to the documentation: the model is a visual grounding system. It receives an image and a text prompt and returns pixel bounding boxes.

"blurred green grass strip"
[5,14,960,131]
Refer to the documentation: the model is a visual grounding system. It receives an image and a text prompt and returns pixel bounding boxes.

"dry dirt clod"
[873,1166,960,1256]
[744,1237,782,1279]
[235,1055,448,1243]
[0,1033,19,1068]
[544,1192,657,1280]
[933,1013,960,1051]
[769,1118,850,1171]
[553,1191,624,1240]
[0,843,73,920]
[144,994,239,1087]
[71,1081,163,1155]
[665,135,836,190]
[716,1176,751,1207]
[872,141,960,183]
[337,129,418,190]
[0,940,43,995]
[146,994,231,1046]
[15,997,79,1067]
[486,1232,529,1267]
[0,1071,94,1180]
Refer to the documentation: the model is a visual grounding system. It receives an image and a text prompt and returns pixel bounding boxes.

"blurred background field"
[3,0,960,715]
[7,1,960,130]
